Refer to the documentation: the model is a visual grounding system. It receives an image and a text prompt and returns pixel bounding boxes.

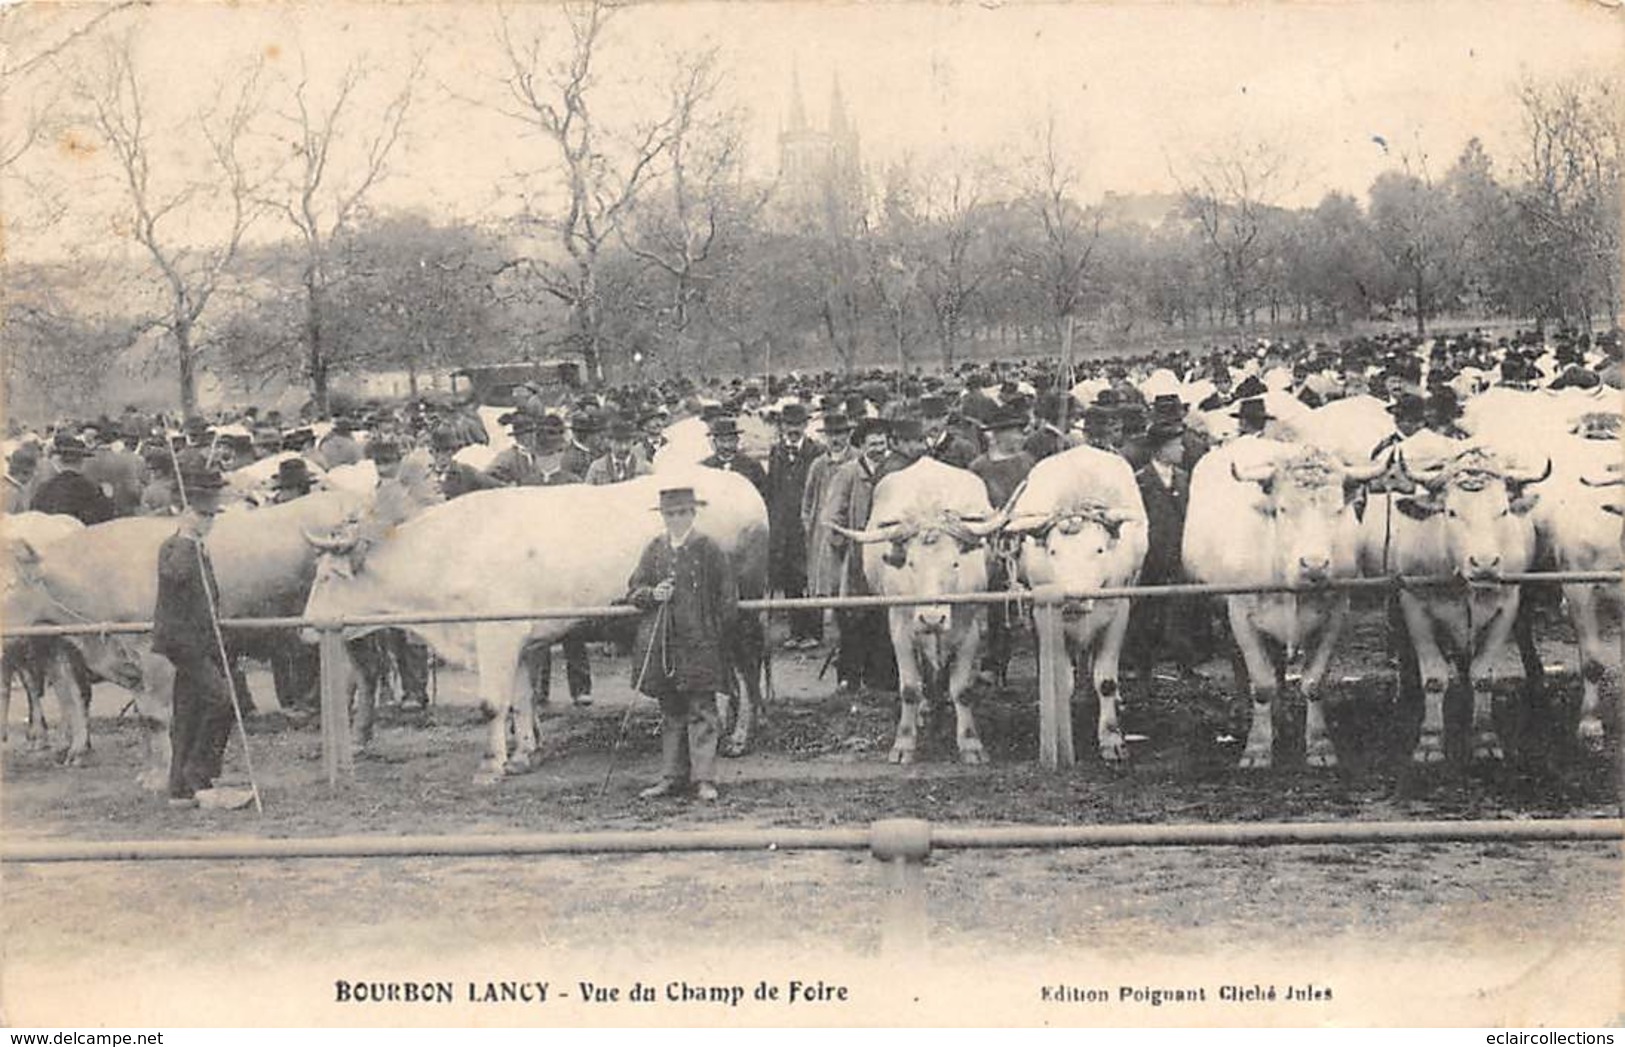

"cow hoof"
[136,768,167,792]
[888,745,916,765]
[1578,718,1607,753]
[59,749,89,768]
[958,742,987,766]
[1411,742,1447,765]
[25,737,48,753]
[1098,739,1129,765]
[1238,748,1273,770]
[1471,734,1505,763]
[722,740,747,759]
[1305,746,1338,769]
[504,752,535,775]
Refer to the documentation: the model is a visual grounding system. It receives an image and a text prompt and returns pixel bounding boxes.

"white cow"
[1381,447,1552,763]
[302,469,770,782]
[3,512,88,757]
[1005,446,1148,763]
[832,458,1006,764]
[1185,437,1386,768]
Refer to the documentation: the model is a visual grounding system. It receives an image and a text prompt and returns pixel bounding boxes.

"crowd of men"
[7,325,1621,713]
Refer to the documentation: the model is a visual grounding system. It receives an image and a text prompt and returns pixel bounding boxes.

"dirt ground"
[3,599,1622,1026]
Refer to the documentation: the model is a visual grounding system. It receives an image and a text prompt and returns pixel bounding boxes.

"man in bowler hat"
[626,487,739,802]
[151,455,236,807]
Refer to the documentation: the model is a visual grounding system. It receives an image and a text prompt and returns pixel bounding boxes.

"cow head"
[1008,499,1139,615]
[1231,450,1385,585]
[835,508,1002,633]
[2,538,53,627]
[1396,448,1550,581]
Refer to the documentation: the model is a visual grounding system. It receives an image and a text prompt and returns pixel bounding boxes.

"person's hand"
[653,579,675,603]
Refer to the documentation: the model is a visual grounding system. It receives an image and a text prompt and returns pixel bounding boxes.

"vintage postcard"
[2,0,1621,1029]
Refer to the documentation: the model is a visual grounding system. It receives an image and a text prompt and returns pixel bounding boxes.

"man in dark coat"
[626,486,739,803]
[969,406,1036,684]
[30,434,114,524]
[1127,419,1204,681]
[819,418,897,694]
[764,403,823,648]
[700,415,767,494]
[922,396,979,468]
[428,426,497,499]
[151,457,235,807]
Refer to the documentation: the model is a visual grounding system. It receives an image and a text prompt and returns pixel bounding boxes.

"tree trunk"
[175,317,199,420]
[305,275,330,419]
[1414,268,1427,335]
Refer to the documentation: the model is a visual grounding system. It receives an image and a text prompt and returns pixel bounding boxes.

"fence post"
[317,625,353,789]
[870,818,931,957]
[1035,593,1074,770]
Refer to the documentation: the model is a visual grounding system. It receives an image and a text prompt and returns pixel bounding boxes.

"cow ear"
[882,542,908,568]
[1603,503,1623,517]
[1101,518,1124,540]
[1509,492,1541,516]
[1395,497,1441,521]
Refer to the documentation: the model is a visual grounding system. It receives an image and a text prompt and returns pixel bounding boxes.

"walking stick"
[599,598,668,798]
[166,440,264,814]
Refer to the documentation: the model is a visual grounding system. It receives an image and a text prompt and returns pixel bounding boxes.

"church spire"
[829,72,850,137]
[787,65,808,133]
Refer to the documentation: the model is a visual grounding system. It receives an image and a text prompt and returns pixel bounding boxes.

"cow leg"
[347,635,384,750]
[1566,583,1610,753]
[476,625,531,783]
[1468,595,1519,763]
[1093,603,1131,765]
[723,612,765,757]
[7,641,50,751]
[888,610,923,764]
[47,642,91,766]
[1298,598,1346,769]
[1228,599,1277,769]
[134,651,175,792]
[1399,593,1451,764]
[947,611,985,765]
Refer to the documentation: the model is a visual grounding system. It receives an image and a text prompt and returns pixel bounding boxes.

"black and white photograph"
[2,0,1621,1029]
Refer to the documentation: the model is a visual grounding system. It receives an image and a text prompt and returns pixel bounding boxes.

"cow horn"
[1004,510,1058,534]
[1396,450,1447,491]
[1502,457,1552,487]
[1230,460,1275,485]
[303,528,355,553]
[831,521,915,544]
[1580,470,1624,488]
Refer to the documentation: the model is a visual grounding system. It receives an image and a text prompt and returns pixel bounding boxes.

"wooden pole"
[1035,595,1066,770]
[318,626,353,789]
[870,818,931,958]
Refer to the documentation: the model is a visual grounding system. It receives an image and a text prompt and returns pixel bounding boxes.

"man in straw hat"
[625,486,739,803]
[151,453,240,809]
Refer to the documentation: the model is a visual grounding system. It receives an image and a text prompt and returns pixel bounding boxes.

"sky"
[2,0,1620,262]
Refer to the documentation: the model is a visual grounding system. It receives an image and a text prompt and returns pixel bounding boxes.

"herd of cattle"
[2,383,1621,790]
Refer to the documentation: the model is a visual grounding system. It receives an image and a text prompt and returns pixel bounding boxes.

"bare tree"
[1513,75,1621,329]
[620,50,765,353]
[491,0,696,383]
[263,51,421,417]
[78,36,268,418]
[1013,116,1100,392]
[1175,140,1293,327]
[0,3,134,171]
[913,154,1003,368]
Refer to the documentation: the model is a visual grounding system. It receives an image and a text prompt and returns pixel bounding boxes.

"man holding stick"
[625,487,739,803]
[151,453,239,809]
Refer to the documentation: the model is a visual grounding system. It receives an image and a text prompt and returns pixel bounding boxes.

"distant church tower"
[775,68,862,233]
